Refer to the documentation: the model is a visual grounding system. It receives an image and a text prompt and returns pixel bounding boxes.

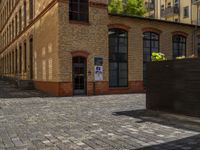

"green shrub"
[176,56,186,60]
[151,52,167,61]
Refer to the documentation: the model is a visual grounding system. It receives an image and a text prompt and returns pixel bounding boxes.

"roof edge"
[109,13,200,28]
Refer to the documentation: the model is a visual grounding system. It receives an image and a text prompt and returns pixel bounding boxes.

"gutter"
[109,13,200,28]
[193,4,200,56]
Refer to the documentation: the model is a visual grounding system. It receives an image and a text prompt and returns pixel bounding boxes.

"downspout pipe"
[193,4,200,56]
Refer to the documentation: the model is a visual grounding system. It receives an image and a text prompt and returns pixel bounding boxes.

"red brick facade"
[34,81,144,96]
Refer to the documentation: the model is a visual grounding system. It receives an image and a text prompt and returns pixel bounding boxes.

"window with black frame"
[143,32,159,83]
[173,35,186,59]
[109,28,128,87]
[197,37,200,57]
[29,0,33,20]
[69,0,89,22]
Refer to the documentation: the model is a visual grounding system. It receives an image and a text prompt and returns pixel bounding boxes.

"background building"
[145,0,200,25]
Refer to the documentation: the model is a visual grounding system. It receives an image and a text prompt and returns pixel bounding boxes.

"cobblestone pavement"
[0,80,200,150]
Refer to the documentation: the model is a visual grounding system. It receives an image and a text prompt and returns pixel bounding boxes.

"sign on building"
[94,57,103,81]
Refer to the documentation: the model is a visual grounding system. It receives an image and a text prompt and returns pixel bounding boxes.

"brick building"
[0,0,200,96]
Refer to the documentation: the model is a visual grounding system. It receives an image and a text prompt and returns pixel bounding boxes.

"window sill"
[109,87,129,90]
[69,20,90,26]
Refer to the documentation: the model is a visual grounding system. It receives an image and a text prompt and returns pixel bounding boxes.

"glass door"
[73,57,86,95]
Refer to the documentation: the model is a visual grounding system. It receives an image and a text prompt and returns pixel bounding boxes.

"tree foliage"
[108,0,146,16]
[108,0,123,14]
[124,0,146,16]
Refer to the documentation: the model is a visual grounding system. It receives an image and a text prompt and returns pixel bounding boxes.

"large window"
[69,0,89,22]
[15,48,17,74]
[24,41,27,72]
[29,37,33,79]
[173,35,186,59]
[15,15,18,36]
[109,28,128,87]
[12,51,14,74]
[19,8,22,32]
[197,37,200,57]
[24,1,27,27]
[183,6,189,18]
[143,32,159,82]
[19,45,22,73]
[29,0,33,20]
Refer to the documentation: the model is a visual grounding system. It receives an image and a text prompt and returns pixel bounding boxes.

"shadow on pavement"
[113,109,200,132]
[134,134,200,150]
[113,109,200,149]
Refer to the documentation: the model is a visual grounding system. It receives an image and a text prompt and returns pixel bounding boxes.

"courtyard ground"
[0,80,199,150]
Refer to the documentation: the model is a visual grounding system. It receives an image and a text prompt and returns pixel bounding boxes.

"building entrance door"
[73,57,86,95]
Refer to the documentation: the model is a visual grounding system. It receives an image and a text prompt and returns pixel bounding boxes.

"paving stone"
[0,80,199,149]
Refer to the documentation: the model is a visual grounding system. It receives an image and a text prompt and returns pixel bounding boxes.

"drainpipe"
[193,4,199,56]
[193,29,196,56]
[173,0,175,22]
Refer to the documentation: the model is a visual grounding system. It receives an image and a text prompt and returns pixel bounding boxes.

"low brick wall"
[146,58,200,117]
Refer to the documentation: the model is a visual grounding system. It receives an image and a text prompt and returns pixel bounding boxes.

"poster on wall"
[94,66,103,81]
[94,57,103,81]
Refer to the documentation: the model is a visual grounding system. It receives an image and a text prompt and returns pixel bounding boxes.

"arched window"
[109,28,128,87]
[173,35,186,59]
[143,32,159,82]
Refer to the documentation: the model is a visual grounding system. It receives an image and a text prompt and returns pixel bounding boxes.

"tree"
[124,0,146,16]
[108,0,123,14]
[108,0,146,16]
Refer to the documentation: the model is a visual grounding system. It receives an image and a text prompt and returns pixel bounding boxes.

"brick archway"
[172,31,188,37]
[108,23,131,31]
[71,50,90,58]
[142,27,162,34]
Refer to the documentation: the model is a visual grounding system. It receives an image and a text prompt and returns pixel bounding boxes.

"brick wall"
[146,58,200,117]
[55,1,197,96]
[0,0,60,82]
